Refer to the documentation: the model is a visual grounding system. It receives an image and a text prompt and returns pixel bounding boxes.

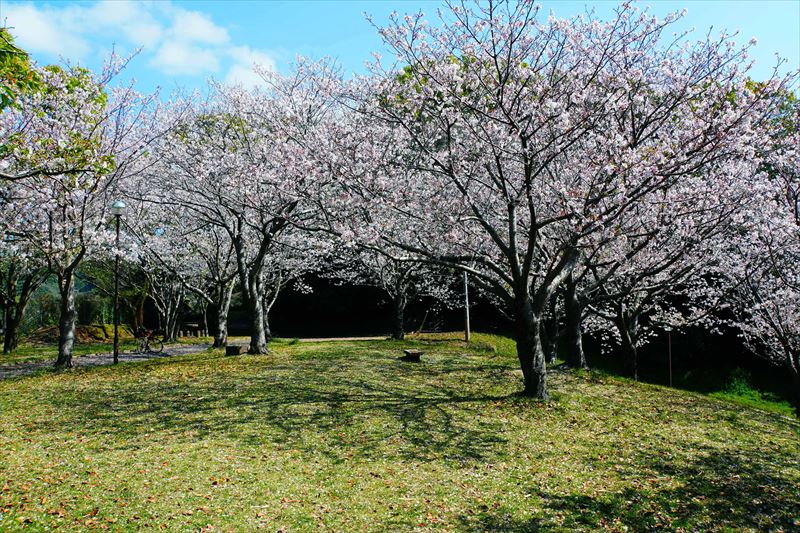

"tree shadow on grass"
[32,351,517,463]
[458,444,800,531]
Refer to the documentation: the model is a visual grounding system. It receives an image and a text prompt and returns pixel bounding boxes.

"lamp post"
[463,271,470,343]
[110,200,126,364]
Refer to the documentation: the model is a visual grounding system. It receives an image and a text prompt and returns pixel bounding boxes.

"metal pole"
[463,271,470,343]
[113,214,120,364]
[668,330,672,387]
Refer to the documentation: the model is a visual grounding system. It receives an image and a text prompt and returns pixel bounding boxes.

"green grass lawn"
[0,333,798,531]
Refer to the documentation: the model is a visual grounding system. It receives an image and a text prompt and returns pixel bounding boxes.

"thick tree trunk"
[515,295,548,400]
[212,283,234,348]
[616,306,639,380]
[246,273,268,354]
[248,295,268,354]
[3,317,19,353]
[55,272,77,369]
[620,335,638,380]
[391,295,406,340]
[564,275,587,369]
[3,312,20,353]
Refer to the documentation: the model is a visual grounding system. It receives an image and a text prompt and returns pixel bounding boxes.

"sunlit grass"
[0,334,798,530]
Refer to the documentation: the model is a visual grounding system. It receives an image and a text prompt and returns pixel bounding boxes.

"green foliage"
[707,367,795,416]
[173,112,252,149]
[0,334,797,530]
[0,28,40,109]
[725,367,754,396]
[19,279,60,334]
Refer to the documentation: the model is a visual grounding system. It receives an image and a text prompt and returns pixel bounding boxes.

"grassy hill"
[0,334,798,531]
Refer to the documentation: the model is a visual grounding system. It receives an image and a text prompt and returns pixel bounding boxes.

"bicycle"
[134,329,165,354]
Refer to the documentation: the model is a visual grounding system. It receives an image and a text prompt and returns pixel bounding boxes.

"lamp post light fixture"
[111,200,126,364]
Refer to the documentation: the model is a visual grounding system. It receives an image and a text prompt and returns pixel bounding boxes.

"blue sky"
[1,1,798,94]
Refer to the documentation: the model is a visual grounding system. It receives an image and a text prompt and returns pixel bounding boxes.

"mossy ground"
[1,333,798,531]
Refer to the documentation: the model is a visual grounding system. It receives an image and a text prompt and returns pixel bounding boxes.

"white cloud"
[170,9,229,45]
[86,1,164,48]
[224,45,276,87]
[225,64,263,88]
[2,0,277,82]
[150,41,221,76]
[2,3,90,58]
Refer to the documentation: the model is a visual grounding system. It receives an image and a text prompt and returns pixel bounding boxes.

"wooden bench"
[402,349,423,362]
[226,345,247,356]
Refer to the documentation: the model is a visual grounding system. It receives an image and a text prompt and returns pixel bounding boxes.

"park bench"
[402,349,423,362]
[226,345,247,356]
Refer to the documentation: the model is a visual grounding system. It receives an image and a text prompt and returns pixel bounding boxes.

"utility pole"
[668,329,673,387]
[463,271,470,343]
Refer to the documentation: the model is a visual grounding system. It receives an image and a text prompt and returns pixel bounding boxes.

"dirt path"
[0,343,211,380]
[0,337,392,381]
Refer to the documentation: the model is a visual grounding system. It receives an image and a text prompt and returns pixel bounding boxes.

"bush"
[726,368,756,397]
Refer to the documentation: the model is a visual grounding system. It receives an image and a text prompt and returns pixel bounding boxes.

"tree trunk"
[2,295,14,354]
[540,295,558,364]
[391,295,406,340]
[1,261,16,354]
[248,274,268,354]
[55,271,77,369]
[3,314,20,353]
[136,290,146,328]
[164,306,179,342]
[616,306,639,380]
[263,312,272,343]
[564,275,587,369]
[515,295,548,400]
[1,269,44,354]
[212,283,234,348]
[249,295,268,354]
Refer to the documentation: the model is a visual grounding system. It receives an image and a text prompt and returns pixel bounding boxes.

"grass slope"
[0,334,798,531]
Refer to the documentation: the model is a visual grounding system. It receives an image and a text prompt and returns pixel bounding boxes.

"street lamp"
[463,271,470,343]
[111,200,126,364]
[664,325,673,387]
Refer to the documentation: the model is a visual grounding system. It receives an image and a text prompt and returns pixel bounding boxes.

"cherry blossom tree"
[120,195,238,346]
[0,59,164,367]
[136,62,336,353]
[328,0,793,398]
[570,158,761,378]
[728,96,800,417]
